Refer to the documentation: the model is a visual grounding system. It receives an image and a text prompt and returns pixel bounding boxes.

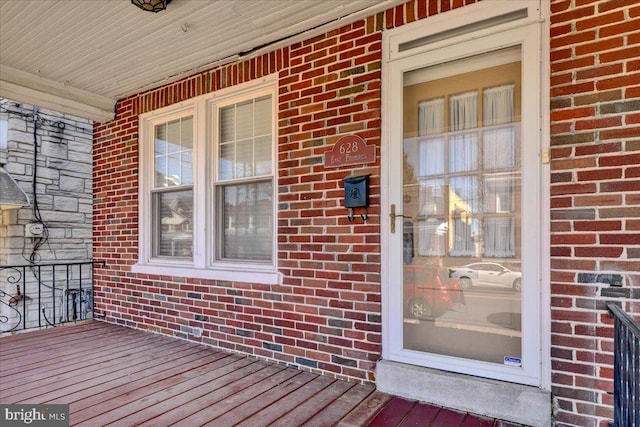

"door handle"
[389,204,412,233]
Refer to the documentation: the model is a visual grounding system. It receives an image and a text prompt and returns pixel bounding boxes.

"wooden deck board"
[237,374,337,426]
[133,360,274,427]
[337,390,395,427]
[61,350,231,412]
[1,333,181,395]
[0,321,101,347]
[269,376,356,427]
[71,355,250,424]
[304,383,377,427]
[41,345,209,405]
[0,320,523,427]
[181,365,299,426]
[77,357,262,426]
[208,371,319,427]
[0,326,128,368]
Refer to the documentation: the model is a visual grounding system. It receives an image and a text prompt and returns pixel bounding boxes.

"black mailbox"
[343,174,370,221]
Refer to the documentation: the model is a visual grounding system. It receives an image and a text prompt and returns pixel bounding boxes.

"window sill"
[131,262,282,285]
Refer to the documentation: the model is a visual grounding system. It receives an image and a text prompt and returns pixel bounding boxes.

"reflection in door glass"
[402,47,522,365]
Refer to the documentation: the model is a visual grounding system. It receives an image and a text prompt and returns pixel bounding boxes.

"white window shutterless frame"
[381,1,547,387]
[135,77,281,285]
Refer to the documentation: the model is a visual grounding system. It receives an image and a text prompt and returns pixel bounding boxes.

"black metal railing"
[608,302,640,427]
[0,261,105,333]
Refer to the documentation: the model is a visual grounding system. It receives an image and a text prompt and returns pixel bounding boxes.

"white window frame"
[134,76,281,285]
[381,0,550,389]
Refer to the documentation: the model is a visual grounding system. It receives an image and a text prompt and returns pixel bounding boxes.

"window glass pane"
[483,128,514,169]
[155,116,193,187]
[418,179,445,216]
[168,154,181,182]
[484,173,515,213]
[255,135,272,176]
[220,106,235,142]
[419,138,444,176]
[483,84,514,126]
[219,143,234,180]
[154,190,193,258]
[235,139,253,178]
[483,217,515,258]
[449,175,478,213]
[167,120,181,151]
[402,48,522,365]
[254,96,272,136]
[182,151,193,185]
[155,156,168,186]
[155,124,167,154]
[449,91,477,131]
[181,117,193,149]
[449,133,478,172]
[218,95,272,181]
[418,97,445,136]
[236,100,253,140]
[219,181,272,261]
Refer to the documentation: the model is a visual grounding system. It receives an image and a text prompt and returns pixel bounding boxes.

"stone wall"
[0,99,93,330]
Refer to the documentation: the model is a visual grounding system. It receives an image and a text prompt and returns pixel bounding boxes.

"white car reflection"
[450,262,521,291]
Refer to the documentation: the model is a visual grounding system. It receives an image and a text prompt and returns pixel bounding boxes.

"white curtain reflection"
[419,139,445,176]
[412,84,518,259]
[418,97,445,136]
[483,128,514,169]
[450,91,477,131]
[484,217,515,257]
[483,84,514,126]
[418,179,446,256]
[484,174,514,213]
[449,134,478,173]
[483,84,515,170]
[482,84,516,258]
[449,176,477,256]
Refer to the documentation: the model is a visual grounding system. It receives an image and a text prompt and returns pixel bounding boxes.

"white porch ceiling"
[0,0,406,122]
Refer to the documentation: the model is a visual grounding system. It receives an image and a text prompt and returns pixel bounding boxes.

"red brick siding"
[93,0,480,383]
[93,0,638,424]
[550,0,640,426]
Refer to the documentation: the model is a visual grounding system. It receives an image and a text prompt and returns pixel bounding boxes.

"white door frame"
[380,1,550,388]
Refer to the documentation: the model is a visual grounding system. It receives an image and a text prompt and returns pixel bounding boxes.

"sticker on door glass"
[504,356,522,367]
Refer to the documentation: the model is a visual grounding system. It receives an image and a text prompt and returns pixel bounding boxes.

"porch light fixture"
[0,166,30,210]
[131,0,172,13]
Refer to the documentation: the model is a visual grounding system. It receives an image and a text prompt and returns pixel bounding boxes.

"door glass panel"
[401,47,522,365]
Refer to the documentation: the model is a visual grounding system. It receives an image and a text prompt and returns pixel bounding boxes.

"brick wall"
[92,0,638,424]
[549,1,640,426]
[93,0,476,383]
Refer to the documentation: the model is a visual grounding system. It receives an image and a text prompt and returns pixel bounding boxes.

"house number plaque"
[324,135,375,168]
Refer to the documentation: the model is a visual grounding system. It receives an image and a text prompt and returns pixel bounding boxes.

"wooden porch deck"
[1,321,525,426]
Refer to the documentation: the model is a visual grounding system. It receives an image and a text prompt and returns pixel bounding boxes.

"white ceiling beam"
[0,65,115,123]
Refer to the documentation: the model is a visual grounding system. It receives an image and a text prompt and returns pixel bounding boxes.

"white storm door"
[383,23,543,386]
